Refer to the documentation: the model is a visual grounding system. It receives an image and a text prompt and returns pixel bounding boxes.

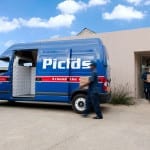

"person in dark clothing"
[141,67,150,100]
[80,61,103,119]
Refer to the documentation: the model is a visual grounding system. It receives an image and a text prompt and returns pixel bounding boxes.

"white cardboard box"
[147,74,150,82]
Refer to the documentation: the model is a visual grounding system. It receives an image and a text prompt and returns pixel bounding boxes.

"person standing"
[80,61,103,119]
[141,67,150,100]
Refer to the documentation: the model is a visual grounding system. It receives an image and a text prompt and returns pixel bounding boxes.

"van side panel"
[0,73,11,99]
[0,51,12,100]
[70,46,95,94]
[35,48,70,102]
[70,43,107,95]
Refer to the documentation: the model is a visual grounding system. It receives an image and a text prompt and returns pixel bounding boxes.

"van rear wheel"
[72,94,87,114]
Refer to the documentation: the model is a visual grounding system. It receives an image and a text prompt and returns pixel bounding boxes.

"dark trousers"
[84,93,103,118]
[144,87,150,100]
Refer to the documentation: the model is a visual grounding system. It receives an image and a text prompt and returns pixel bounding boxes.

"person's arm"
[80,72,95,89]
[80,80,90,89]
[141,72,147,82]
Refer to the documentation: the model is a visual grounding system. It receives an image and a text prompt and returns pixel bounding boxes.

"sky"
[0,0,150,53]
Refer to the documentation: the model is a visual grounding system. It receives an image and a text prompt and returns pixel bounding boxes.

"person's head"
[89,61,97,70]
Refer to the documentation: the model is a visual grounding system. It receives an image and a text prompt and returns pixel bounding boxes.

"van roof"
[7,38,102,51]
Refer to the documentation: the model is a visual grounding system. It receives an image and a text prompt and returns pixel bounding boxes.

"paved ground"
[0,99,150,150]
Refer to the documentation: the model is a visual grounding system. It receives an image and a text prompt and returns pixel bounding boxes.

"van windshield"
[0,57,10,73]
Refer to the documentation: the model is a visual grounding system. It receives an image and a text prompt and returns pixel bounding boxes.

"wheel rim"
[75,97,86,112]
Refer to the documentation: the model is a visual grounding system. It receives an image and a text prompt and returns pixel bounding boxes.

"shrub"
[110,83,135,105]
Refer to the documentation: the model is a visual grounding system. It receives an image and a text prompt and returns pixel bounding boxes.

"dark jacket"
[141,71,150,88]
[88,69,99,94]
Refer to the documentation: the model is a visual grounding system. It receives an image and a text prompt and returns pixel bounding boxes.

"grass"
[110,83,135,105]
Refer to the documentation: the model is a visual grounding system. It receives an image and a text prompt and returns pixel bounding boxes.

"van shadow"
[0,101,111,113]
[0,101,73,112]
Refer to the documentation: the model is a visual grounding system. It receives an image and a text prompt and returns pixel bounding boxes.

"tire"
[72,94,87,114]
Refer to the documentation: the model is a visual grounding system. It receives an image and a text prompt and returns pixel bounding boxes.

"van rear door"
[0,57,12,99]
[35,48,71,102]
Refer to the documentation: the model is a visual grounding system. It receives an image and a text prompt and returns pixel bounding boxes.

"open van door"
[35,48,71,102]
[12,50,37,99]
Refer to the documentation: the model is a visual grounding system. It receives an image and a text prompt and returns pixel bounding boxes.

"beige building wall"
[99,28,150,97]
[50,28,150,98]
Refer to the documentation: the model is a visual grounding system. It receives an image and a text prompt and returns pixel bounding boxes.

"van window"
[102,46,108,67]
[18,59,33,67]
[0,57,10,73]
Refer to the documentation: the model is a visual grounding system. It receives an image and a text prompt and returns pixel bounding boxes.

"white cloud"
[20,14,75,28]
[57,0,109,14]
[19,18,48,28]
[57,0,87,14]
[103,4,144,20]
[0,17,20,33]
[126,0,150,5]
[70,31,77,35]
[88,0,110,7]
[0,14,75,32]
[47,14,75,28]
[126,0,142,5]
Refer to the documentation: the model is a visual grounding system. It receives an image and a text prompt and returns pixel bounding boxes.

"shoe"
[93,116,103,119]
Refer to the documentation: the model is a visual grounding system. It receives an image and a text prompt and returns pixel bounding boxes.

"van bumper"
[99,93,111,103]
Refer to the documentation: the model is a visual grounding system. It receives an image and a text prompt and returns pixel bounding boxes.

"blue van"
[0,38,110,113]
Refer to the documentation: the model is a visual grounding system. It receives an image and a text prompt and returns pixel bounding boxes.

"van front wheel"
[72,94,87,114]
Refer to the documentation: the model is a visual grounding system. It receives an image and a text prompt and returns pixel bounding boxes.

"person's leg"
[147,87,150,100]
[91,93,103,119]
[83,94,91,117]
[144,87,148,99]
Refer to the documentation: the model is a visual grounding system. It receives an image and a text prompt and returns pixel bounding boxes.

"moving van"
[0,38,110,113]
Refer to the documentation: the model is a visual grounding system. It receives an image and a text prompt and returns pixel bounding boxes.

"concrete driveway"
[0,99,150,150]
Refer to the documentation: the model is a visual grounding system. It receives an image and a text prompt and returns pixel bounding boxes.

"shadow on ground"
[0,100,111,113]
